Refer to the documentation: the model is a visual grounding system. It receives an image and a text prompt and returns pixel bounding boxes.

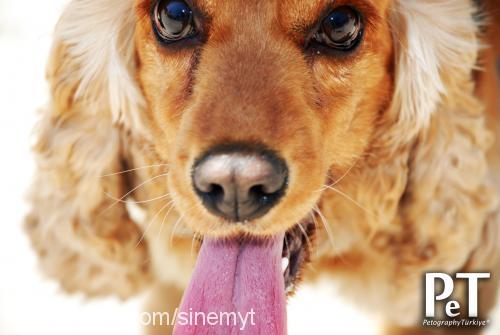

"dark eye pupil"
[318,6,362,49]
[155,0,193,41]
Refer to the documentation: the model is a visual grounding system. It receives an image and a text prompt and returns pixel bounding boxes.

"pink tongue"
[173,234,287,335]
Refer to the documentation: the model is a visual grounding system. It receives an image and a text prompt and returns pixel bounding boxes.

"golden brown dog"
[26,0,500,334]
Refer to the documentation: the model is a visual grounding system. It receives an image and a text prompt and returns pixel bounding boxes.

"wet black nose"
[192,148,288,222]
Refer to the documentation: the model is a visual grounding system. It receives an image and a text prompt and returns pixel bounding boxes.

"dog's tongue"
[174,234,286,335]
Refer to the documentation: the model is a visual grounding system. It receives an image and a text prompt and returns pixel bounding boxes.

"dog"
[26,0,500,334]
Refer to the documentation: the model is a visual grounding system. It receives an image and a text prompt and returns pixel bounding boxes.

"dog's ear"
[386,1,499,272]
[388,0,481,141]
[25,0,151,298]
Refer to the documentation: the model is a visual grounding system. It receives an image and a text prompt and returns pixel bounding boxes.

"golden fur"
[26,0,500,333]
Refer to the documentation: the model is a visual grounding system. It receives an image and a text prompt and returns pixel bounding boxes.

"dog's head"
[31,0,481,299]
[135,0,395,236]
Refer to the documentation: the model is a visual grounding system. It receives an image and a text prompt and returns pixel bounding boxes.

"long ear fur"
[380,0,500,322]
[25,0,151,298]
[352,1,499,324]
[387,0,499,259]
[57,0,146,132]
[388,0,482,142]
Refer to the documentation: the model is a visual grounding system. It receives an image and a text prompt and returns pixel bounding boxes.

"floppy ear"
[387,0,482,142]
[25,0,151,298]
[357,2,500,324]
[388,0,499,278]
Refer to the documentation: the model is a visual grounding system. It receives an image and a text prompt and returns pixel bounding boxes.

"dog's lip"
[282,218,315,294]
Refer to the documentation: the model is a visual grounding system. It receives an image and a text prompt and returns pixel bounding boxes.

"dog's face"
[134,0,393,238]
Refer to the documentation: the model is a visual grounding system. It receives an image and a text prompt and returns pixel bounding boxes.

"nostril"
[249,184,266,196]
[249,183,286,207]
[196,182,225,201]
[249,184,266,202]
[205,183,224,199]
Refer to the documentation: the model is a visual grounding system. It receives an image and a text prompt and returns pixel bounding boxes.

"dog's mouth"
[173,217,315,334]
[282,218,315,293]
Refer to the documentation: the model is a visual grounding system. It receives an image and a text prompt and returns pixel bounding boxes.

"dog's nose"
[192,149,287,222]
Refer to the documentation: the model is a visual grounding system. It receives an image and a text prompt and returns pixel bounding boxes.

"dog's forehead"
[195,0,388,28]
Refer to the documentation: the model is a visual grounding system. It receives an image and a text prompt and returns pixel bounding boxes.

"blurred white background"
[0,1,498,334]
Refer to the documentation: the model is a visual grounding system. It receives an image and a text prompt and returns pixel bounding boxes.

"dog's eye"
[314,6,363,51]
[153,0,195,42]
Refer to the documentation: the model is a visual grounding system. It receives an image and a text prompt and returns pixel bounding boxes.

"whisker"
[190,232,199,257]
[284,234,290,257]
[322,184,375,219]
[313,205,335,251]
[309,212,320,259]
[326,162,357,189]
[135,199,174,248]
[101,163,169,177]
[104,192,171,204]
[169,213,186,247]
[297,223,312,254]
[317,157,360,192]
[169,203,200,248]
[103,173,168,214]
[313,206,352,266]
[156,200,177,244]
[309,211,318,231]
